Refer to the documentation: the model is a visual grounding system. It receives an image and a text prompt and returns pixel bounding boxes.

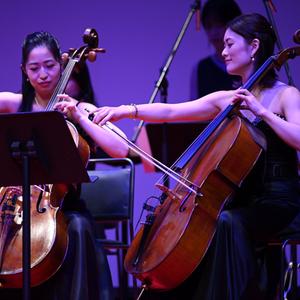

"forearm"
[78,115,129,158]
[129,103,178,122]
[92,93,223,126]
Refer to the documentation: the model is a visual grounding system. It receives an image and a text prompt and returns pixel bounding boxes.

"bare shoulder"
[279,85,300,122]
[280,85,300,100]
[279,85,300,111]
[0,92,22,101]
[0,92,22,112]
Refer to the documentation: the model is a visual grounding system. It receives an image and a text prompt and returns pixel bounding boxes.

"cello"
[0,28,104,288]
[111,46,300,291]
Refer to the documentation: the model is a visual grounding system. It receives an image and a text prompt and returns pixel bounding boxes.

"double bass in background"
[0,28,105,288]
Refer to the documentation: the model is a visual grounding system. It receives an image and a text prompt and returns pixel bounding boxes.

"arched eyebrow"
[224,37,234,44]
[26,58,56,66]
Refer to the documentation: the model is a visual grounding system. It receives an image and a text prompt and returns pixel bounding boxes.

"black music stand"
[0,111,90,300]
[143,122,208,174]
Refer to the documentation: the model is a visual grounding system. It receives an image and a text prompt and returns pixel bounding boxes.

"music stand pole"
[131,0,201,144]
[10,140,37,300]
[160,74,170,187]
[22,154,31,300]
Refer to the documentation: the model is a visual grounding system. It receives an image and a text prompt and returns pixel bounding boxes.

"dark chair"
[80,158,136,300]
[266,239,299,300]
[267,213,300,300]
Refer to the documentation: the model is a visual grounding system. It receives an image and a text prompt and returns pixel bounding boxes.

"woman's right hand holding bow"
[92,104,136,125]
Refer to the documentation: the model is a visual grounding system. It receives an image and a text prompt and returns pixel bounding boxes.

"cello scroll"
[273,45,300,70]
[65,28,106,64]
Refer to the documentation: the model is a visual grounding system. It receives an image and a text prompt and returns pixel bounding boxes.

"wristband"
[129,103,138,119]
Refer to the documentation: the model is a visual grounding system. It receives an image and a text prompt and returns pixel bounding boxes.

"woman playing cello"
[0,31,128,300]
[78,13,300,299]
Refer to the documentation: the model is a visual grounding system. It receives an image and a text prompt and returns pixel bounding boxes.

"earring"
[251,56,255,62]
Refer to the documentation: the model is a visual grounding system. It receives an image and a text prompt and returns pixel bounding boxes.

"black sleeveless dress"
[143,117,300,300]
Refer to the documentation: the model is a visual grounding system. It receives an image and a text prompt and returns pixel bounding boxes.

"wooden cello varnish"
[125,116,265,290]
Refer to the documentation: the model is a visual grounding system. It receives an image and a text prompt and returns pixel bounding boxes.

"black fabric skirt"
[142,179,300,300]
[0,211,113,300]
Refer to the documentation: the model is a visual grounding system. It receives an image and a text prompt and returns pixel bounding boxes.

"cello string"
[46,45,90,111]
[155,118,219,187]
[46,59,77,111]
[104,123,201,195]
[51,46,88,109]
[156,56,276,185]
[102,122,194,185]
[33,185,50,193]
[103,123,201,196]
[158,56,280,180]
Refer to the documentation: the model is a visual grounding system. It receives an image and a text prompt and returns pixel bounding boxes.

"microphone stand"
[160,72,170,186]
[263,0,295,86]
[131,0,201,144]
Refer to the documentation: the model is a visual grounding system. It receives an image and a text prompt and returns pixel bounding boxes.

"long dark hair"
[19,31,61,112]
[69,62,95,104]
[227,13,277,89]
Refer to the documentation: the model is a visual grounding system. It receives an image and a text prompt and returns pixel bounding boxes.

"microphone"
[293,29,300,44]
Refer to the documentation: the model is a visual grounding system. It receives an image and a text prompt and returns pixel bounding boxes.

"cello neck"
[173,55,278,169]
[242,56,275,90]
[44,58,78,112]
[44,28,106,112]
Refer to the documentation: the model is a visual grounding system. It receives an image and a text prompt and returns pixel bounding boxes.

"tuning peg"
[85,48,106,62]
[86,51,97,62]
[94,47,106,53]
[61,52,69,63]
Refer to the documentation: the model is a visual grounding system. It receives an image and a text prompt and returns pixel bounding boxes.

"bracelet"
[128,103,138,119]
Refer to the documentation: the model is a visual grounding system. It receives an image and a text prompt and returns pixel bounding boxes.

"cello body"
[0,185,67,288]
[0,121,90,288]
[125,115,266,290]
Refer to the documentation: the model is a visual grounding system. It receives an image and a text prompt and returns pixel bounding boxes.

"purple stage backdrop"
[1,0,299,287]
